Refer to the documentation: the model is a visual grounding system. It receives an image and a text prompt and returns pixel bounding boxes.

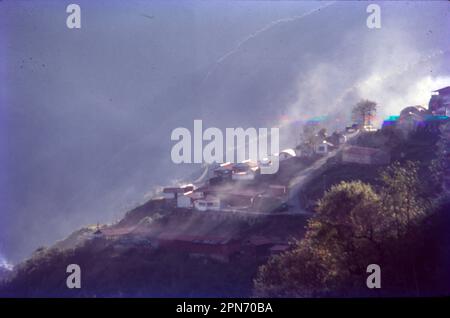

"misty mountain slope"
[1,1,449,268]
[1,123,447,297]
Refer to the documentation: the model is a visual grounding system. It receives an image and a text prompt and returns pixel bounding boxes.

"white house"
[177,193,193,208]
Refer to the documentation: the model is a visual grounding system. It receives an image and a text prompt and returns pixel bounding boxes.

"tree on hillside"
[352,99,377,127]
[254,181,383,297]
[301,124,318,145]
[254,162,427,297]
[298,124,324,155]
[378,161,427,238]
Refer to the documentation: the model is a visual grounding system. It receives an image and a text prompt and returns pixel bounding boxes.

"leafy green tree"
[254,162,427,297]
[378,161,427,239]
[352,99,377,127]
[254,181,383,297]
[301,124,318,146]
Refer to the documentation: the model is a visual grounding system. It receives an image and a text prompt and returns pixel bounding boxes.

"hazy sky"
[1,0,449,263]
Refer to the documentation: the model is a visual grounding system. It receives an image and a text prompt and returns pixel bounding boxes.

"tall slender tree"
[352,99,377,127]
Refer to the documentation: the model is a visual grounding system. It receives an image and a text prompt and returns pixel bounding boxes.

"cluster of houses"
[303,86,450,166]
[162,160,290,213]
[161,86,450,213]
[90,87,450,265]
[296,119,391,165]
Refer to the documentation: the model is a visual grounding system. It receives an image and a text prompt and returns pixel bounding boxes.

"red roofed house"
[342,146,390,165]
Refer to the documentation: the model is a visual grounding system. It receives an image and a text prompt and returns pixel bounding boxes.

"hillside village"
[160,86,450,213]
[2,86,449,297]
[77,86,450,265]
